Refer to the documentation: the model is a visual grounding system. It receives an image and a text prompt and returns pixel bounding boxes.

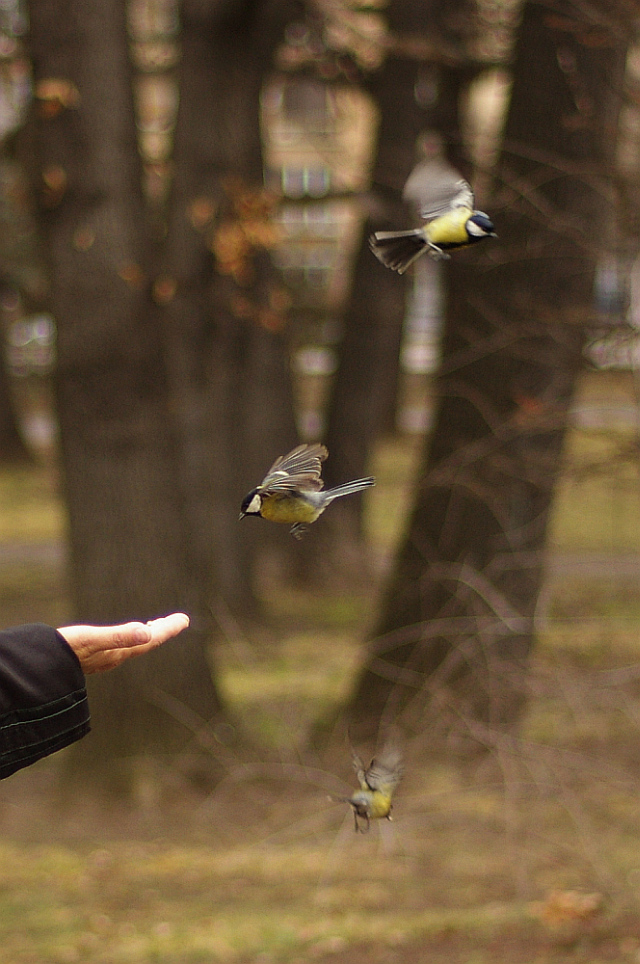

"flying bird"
[345,742,404,833]
[239,443,375,539]
[369,160,496,274]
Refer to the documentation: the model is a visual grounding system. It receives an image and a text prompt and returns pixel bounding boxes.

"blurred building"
[261,75,377,435]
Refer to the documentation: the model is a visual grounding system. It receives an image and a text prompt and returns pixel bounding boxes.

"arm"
[0,614,189,779]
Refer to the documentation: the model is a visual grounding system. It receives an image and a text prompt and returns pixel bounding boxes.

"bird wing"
[403,162,474,222]
[351,751,369,791]
[259,443,328,493]
[363,746,404,794]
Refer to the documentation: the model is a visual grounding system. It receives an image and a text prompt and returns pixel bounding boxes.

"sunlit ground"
[0,370,639,963]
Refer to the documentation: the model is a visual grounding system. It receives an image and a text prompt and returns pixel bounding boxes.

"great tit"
[346,744,404,833]
[239,443,375,539]
[369,165,496,274]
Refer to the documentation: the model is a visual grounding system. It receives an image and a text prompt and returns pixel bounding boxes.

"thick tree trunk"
[157,0,298,618]
[26,0,225,784]
[347,1,627,742]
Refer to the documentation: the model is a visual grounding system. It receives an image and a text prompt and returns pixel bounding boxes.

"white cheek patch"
[247,493,262,514]
[466,220,487,237]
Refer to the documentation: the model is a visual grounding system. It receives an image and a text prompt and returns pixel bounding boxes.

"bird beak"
[238,512,246,521]
[490,232,498,238]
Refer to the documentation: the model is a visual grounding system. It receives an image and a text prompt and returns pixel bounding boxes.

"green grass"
[549,428,640,552]
[0,465,64,543]
[366,434,420,551]
[218,629,363,746]
[1,681,639,964]
[0,370,639,963]
[0,838,537,963]
[0,371,637,557]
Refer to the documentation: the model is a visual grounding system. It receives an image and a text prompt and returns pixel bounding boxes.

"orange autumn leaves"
[189,176,290,332]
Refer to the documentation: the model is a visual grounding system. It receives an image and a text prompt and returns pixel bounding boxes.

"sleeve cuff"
[0,623,91,779]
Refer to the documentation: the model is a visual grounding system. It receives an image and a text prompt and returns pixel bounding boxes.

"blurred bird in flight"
[345,741,404,833]
[369,143,496,273]
[239,443,375,539]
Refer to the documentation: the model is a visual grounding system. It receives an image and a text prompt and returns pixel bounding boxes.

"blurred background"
[1,0,640,961]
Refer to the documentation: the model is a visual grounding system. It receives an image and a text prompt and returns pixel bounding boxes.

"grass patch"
[0,370,639,963]
[367,435,421,552]
[549,427,640,552]
[218,629,363,746]
[0,562,71,628]
[1,617,640,963]
[0,464,65,544]
[260,586,371,627]
[0,837,537,963]
[1,691,639,964]
[548,580,640,623]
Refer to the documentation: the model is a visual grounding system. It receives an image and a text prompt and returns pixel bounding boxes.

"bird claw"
[428,244,451,261]
[290,523,308,540]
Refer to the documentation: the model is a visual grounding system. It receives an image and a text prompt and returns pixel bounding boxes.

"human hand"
[57,613,190,675]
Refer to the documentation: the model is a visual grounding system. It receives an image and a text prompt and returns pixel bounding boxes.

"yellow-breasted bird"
[369,160,496,274]
[239,443,375,539]
[346,744,404,833]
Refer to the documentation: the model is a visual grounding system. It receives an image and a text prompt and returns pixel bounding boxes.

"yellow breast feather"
[258,494,320,525]
[425,207,472,246]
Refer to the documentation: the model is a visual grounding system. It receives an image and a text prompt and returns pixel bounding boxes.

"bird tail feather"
[324,478,375,503]
[369,229,428,274]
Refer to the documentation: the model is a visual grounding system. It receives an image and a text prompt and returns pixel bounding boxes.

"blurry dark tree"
[0,359,30,461]
[25,0,296,789]
[322,0,479,557]
[0,158,42,464]
[346,0,633,741]
[157,0,298,617]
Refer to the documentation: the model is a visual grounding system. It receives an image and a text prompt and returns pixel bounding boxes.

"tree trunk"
[346,0,627,742]
[26,0,225,786]
[320,0,476,556]
[0,357,32,462]
[157,0,299,619]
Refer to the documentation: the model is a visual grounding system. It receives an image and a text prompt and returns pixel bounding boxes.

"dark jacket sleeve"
[0,623,90,779]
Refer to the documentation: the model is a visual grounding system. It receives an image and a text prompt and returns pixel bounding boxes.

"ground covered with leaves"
[0,585,638,964]
[0,371,639,963]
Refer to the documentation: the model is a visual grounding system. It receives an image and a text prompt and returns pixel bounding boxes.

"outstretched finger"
[145,613,191,646]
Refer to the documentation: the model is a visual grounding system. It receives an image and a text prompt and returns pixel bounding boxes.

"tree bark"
[157,0,299,617]
[26,0,225,784]
[346,0,627,742]
[0,358,32,462]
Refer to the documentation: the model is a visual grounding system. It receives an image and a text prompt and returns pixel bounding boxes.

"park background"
[0,0,640,961]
